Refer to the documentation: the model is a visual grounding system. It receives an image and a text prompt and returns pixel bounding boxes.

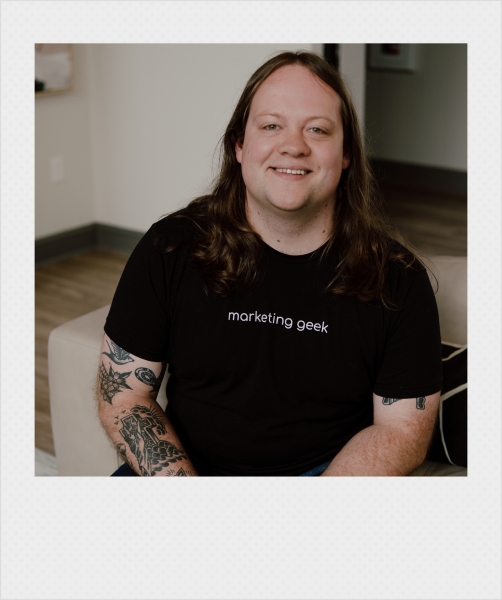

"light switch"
[50,156,64,183]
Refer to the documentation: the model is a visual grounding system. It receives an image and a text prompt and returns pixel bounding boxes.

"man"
[97,51,442,477]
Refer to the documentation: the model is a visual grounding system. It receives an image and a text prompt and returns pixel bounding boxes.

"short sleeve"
[373,263,443,398]
[104,224,170,362]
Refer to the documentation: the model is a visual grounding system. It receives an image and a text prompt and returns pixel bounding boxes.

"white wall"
[35,45,95,238]
[338,44,366,129]
[365,44,467,171]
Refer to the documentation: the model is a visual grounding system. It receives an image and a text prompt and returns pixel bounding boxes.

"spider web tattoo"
[99,362,133,404]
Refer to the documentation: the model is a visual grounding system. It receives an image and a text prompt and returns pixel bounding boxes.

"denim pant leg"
[298,460,332,476]
[111,463,138,476]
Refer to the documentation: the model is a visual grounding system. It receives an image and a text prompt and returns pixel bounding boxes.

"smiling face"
[235,64,350,226]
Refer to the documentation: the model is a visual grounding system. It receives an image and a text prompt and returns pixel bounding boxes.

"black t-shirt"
[105,216,443,476]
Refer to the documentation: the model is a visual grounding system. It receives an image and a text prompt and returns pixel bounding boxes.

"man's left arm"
[320,391,440,476]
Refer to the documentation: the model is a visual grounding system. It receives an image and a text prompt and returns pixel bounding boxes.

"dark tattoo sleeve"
[130,404,167,435]
[382,397,426,410]
[102,340,134,365]
[99,362,133,404]
[115,404,187,476]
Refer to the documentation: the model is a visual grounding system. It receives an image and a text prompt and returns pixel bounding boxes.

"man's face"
[236,64,350,220]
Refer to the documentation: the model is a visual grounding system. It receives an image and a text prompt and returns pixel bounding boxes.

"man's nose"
[278,129,310,156]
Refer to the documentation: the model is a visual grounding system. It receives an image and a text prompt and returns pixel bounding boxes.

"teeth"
[275,168,308,175]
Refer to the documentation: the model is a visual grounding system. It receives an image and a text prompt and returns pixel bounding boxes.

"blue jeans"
[111,460,331,477]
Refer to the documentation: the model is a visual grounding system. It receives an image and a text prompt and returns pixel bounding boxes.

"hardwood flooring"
[381,183,467,257]
[35,186,467,455]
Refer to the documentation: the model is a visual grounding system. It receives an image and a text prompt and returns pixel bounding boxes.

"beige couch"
[48,255,467,476]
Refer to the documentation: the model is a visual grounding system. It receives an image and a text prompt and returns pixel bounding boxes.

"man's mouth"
[273,168,310,175]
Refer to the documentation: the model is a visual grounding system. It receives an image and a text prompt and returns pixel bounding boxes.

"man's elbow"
[390,421,434,474]
[407,428,435,472]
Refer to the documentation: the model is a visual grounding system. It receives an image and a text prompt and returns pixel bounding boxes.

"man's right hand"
[97,334,198,476]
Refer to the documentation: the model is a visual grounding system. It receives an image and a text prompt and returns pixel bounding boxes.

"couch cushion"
[427,256,467,346]
[427,343,467,467]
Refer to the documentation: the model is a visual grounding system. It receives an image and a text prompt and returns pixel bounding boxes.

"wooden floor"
[381,183,467,256]
[35,185,467,455]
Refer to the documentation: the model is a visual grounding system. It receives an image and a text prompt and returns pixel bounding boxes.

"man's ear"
[235,140,243,164]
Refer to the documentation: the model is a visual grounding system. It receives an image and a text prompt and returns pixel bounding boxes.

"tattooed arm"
[320,391,440,476]
[97,333,198,476]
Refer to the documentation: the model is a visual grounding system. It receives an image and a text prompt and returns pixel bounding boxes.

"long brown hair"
[157,50,418,304]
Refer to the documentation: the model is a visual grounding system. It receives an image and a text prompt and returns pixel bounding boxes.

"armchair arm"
[48,305,168,476]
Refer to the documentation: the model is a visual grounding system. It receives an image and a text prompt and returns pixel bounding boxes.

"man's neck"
[246,201,334,256]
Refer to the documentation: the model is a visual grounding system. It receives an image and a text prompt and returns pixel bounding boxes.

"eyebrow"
[254,112,281,119]
[253,112,337,126]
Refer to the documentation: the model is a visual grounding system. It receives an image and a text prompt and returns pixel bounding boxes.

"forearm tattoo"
[102,340,134,365]
[99,362,133,404]
[382,397,426,410]
[114,404,188,476]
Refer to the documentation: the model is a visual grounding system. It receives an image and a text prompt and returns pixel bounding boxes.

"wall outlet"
[50,156,64,183]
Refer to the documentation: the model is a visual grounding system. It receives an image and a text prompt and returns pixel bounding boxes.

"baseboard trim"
[371,159,467,194]
[95,224,144,254]
[35,223,144,266]
[35,224,97,266]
